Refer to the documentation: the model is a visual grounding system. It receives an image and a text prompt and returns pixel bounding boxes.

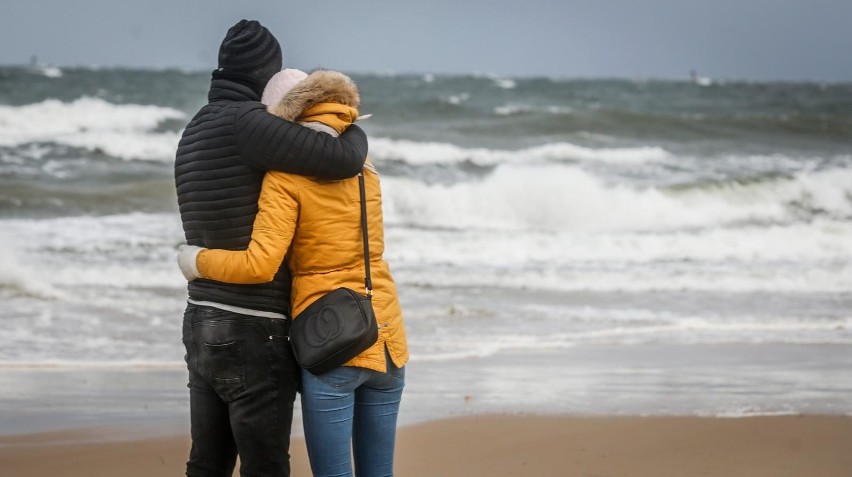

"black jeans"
[182,304,300,477]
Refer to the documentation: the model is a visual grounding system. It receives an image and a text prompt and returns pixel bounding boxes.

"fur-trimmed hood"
[269,69,360,122]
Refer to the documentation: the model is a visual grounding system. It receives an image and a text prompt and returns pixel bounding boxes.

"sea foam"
[380,163,852,233]
[0,97,184,161]
[369,137,670,167]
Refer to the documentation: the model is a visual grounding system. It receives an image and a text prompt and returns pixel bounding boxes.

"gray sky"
[2,0,851,81]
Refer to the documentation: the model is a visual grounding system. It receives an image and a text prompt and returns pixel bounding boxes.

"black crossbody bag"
[289,173,379,375]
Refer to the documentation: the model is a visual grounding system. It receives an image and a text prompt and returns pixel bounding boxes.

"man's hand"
[177,244,204,281]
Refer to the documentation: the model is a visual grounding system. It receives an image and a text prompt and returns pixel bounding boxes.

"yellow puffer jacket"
[195,71,408,373]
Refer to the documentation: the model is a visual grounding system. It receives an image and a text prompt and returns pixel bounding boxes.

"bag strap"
[358,172,373,298]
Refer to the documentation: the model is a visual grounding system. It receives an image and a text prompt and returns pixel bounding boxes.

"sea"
[1,66,851,433]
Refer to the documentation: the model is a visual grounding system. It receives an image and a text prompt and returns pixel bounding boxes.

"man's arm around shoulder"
[233,102,368,180]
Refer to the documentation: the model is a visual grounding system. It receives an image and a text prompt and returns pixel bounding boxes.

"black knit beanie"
[218,19,282,88]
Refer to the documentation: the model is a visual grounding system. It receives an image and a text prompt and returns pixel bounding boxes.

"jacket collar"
[207,69,263,103]
[299,103,359,135]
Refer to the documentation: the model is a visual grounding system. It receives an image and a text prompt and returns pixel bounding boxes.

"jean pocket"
[199,340,246,402]
[314,366,362,390]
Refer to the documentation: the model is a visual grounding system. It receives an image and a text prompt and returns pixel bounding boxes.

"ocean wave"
[491,77,516,89]
[0,232,68,299]
[5,211,851,300]
[386,219,852,271]
[0,359,183,369]
[31,65,63,78]
[439,92,470,105]
[494,103,574,116]
[369,137,670,167]
[410,317,852,361]
[0,212,185,291]
[586,107,852,141]
[394,258,852,294]
[380,163,852,232]
[3,164,850,297]
[0,96,184,161]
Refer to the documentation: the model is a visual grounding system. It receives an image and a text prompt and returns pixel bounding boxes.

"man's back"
[175,76,287,312]
[175,72,369,314]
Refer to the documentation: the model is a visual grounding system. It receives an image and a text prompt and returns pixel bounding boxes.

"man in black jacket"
[174,20,369,477]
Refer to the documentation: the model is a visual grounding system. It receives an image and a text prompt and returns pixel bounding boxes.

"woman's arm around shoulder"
[196,171,299,284]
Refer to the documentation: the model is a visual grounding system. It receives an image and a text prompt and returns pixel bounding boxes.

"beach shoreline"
[3,339,848,476]
[3,341,851,437]
[1,414,850,477]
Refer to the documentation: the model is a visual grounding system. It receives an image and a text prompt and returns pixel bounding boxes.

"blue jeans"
[182,304,301,477]
[300,361,405,477]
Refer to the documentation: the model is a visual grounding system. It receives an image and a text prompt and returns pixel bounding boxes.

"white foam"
[0,97,185,161]
[59,130,182,162]
[0,360,183,369]
[396,263,852,295]
[492,77,516,89]
[409,316,852,361]
[369,137,670,167]
[526,142,671,164]
[711,409,800,418]
[380,163,852,232]
[443,93,470,105]
[494,103,574,116]
[0,231,67,299]
[0,212,186,292]
[36,65,63,78]
[388,222,851,270]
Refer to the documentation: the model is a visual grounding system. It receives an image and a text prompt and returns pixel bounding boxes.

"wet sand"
[4,343,851,437]
[1,414,850,476]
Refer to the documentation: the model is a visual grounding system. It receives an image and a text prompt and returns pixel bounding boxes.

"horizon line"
[2,62,851,85]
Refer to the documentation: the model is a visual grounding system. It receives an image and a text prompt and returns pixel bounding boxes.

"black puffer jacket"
[175,71,369,314]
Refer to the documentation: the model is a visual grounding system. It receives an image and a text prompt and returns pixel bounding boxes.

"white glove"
[177,244,204,281]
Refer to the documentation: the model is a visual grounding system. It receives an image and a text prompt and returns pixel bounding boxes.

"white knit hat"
[261,68,309,106]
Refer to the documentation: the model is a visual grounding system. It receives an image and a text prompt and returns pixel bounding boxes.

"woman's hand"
[177,244,204,281]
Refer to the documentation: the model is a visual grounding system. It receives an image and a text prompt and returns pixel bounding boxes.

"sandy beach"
[1,414,850,477]
[2,343,851,477]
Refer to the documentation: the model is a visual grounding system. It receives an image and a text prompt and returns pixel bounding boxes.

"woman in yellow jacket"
[178,69,408,477]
